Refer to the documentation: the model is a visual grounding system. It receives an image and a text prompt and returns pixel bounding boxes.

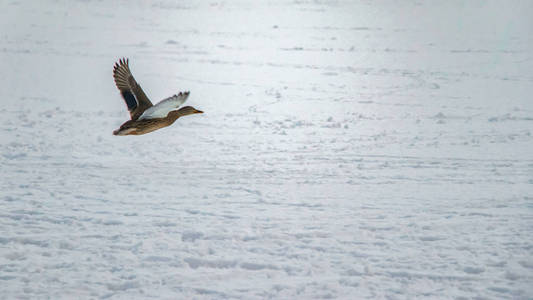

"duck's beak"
[195,110,204,114]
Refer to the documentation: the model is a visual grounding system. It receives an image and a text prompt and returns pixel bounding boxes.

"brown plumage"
[112,58,203,136]
[113,106,203,136]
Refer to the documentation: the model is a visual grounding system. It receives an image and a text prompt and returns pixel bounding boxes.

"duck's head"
[184,106,204,115]
[171,106,203,117]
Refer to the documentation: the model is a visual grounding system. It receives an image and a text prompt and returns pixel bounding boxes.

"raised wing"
[138,91,190,120]
[113,58,153,120]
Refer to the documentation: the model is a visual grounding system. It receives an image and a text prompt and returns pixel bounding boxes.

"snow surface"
[1,0,533,299]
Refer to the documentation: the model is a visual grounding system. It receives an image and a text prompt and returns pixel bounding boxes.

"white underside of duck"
[113,127,136,136]
[138,92,189,120]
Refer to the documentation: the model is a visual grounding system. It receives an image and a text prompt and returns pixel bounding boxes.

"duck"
[112,58,203,136]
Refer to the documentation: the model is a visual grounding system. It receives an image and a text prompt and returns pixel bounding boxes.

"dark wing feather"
[121,91,137,111]
[113,58,153,120]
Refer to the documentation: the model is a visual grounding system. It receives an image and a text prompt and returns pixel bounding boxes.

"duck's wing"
[138,91,190,120]
[113,58,153,120]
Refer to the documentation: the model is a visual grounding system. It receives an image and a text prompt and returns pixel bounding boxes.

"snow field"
[1,0,532,299]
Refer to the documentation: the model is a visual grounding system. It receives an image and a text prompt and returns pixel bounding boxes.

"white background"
[1,0,532,298]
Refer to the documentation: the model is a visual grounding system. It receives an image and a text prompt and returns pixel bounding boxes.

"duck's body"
[113,106,201,135]
[112,58,202,136]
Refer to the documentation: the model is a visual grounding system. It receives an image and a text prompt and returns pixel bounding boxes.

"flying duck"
[112,58,203,136]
